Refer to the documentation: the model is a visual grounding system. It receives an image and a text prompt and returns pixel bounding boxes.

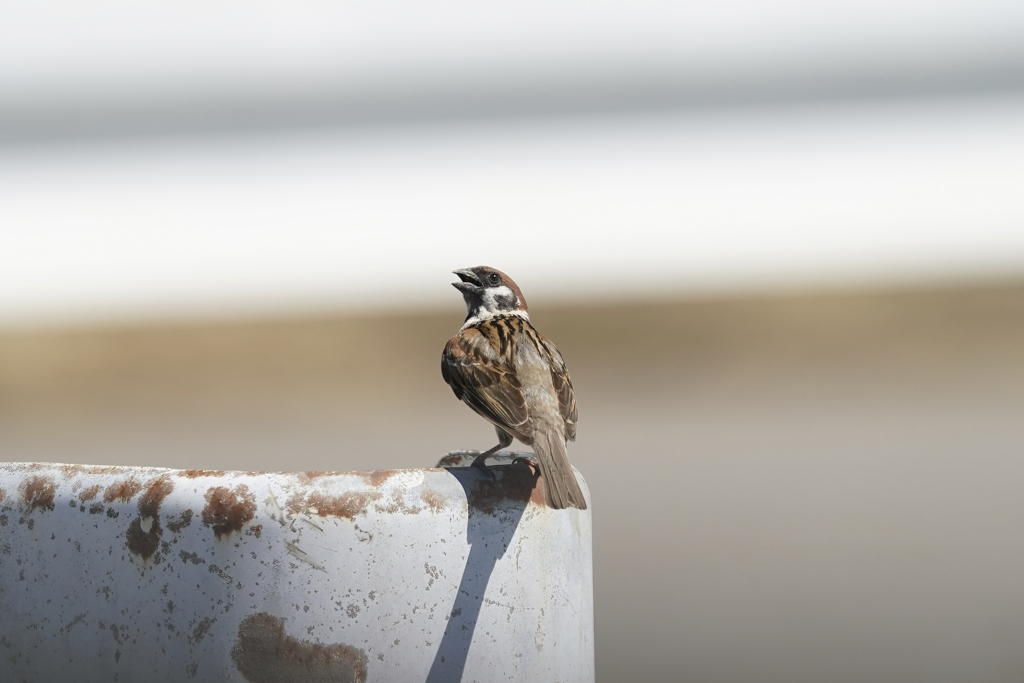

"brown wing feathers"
[443,315,585,509]
[442,323,532,442]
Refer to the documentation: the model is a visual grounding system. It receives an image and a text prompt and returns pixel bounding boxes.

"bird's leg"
[470,443,504,475]
[471,428,513,478]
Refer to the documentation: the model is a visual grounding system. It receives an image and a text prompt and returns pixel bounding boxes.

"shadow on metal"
[426,462,536,682]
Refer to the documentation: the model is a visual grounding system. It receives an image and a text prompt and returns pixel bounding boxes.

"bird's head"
[452,266,529,325]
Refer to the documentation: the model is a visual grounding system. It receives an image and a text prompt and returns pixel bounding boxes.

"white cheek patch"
[460,284,528,330]
[483,285,516,310]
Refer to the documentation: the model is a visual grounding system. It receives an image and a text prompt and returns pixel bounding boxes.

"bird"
[441,266,586,510]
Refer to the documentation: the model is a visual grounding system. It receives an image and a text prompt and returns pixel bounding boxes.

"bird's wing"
[442,327,533,442]
[537,333,578,441]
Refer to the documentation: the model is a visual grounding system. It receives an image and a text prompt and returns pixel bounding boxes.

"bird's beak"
[452,269,482,293]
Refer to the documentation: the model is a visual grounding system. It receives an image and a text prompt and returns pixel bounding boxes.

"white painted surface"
[0,458,593,682]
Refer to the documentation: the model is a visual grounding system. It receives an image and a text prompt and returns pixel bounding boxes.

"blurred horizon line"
[2,273,1021,336]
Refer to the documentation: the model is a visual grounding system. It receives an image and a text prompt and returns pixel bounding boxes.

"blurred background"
[3,1,1024,681]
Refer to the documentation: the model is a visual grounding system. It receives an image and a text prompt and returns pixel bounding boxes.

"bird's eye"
[489,273,500,285]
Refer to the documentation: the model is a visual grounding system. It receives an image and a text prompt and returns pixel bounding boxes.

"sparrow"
[441,266,586,510]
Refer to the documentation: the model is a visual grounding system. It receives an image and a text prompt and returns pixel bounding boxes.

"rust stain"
[361,470,400,487]
[181,469,227,479]
[288,490,381,520]
[0,488,5,505]
[79,484,102,502]
[420,489,448,513]
[202,485,256,539]
[58,464,86,479]
[125,476,174,561]
[167,508,194,533]
[126,517,161,560]
[231,612,367,683]
[139,476,174,519]
[94,466,133,476]
[375,489,409,515]
[436,454,464,468]
[103,478,143,504]
[21,476,56,512]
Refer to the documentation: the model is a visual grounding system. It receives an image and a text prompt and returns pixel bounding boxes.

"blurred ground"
[2,282,1024,682]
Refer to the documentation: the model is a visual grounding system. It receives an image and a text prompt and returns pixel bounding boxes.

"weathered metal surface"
[0,455,593,683]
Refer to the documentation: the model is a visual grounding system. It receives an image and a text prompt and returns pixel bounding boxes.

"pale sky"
[2,96,1023,328]
[4,0,1021,88]
[1,1,1023,328]
[3,0,1023,141]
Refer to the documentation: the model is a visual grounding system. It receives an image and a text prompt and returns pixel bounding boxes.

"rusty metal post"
[0,455,593,682]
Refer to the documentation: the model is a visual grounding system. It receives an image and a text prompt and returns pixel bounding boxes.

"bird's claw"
[471,456,497,481]
[512,455,540,476]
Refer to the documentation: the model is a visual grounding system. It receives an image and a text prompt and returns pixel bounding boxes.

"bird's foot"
[512,455,540,476]
[471,454,497,481]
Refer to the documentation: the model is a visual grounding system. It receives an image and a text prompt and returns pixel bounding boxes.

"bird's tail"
[533,429,587,510]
